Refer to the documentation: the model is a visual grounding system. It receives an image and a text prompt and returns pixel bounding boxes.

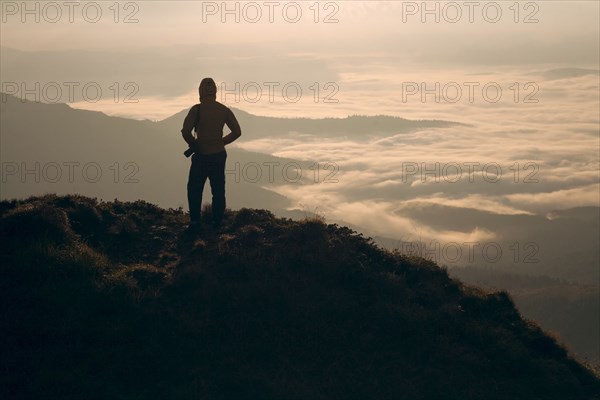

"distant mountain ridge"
[534,67,600,81]
[159,105,461,139]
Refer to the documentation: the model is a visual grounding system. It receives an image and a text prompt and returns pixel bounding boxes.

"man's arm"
[181,105,198,147]
[223,108,241,145]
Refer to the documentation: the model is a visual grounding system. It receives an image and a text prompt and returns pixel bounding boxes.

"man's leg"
[208,151,227,227]
[187,154,209,223]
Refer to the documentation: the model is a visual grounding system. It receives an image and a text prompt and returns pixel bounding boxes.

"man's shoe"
[185,221,202,234]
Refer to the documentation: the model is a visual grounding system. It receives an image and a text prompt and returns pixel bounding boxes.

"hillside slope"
[1,195,599,400]
[451,267,600,364]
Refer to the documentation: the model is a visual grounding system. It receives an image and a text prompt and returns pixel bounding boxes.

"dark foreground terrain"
[1,195,598,399]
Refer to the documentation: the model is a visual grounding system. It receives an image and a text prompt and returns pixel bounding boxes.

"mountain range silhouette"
[1,194,598,399]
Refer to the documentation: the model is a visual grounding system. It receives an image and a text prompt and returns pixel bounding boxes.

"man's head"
[199,78,217,102]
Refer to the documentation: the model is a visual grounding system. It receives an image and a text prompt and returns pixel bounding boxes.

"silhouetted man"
[181,77,241,230]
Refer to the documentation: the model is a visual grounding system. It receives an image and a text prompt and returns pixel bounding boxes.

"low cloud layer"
[236,69,599,246]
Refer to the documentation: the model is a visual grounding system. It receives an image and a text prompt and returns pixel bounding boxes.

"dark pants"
[187,150,227,225]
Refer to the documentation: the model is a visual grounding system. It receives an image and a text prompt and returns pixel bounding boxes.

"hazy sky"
[2,1,599,53]
[1,1,599,119]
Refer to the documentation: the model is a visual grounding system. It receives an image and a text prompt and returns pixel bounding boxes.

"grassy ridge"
[451,267,600,364]
[1,195,598,399]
